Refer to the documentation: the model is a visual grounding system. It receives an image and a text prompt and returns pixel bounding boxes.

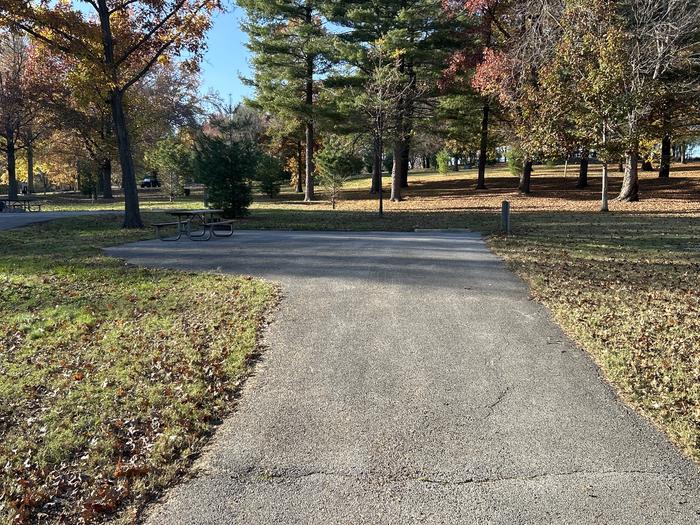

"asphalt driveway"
[106,231,700,524]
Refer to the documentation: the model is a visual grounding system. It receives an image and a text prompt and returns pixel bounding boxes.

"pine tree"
[240,0,332,202]
[328,0,459,200]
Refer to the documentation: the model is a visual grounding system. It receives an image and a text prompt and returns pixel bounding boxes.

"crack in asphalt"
[483,386,511,416]
[230,468,672,487]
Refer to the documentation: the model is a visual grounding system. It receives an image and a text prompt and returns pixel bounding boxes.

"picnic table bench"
[0,197,43,212]
[153,209,234,241]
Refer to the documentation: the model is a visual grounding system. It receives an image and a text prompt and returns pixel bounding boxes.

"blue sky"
[199,5,253,102]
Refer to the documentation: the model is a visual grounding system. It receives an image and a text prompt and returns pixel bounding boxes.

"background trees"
[0,0,219,226]
[0,0,698,215]
[0,31,57,200]
[240,0,332,202]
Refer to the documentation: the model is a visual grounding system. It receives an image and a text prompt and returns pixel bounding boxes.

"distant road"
[0,211,119,231]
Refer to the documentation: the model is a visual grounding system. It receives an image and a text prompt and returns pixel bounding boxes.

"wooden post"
[501,200,511,235]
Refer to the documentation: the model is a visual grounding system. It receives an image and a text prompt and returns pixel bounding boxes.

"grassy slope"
[0,216,277,524]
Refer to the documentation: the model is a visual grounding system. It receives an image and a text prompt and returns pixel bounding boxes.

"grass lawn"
[39,189,207,212]
[0,216,277,524]
[490,213,700,463]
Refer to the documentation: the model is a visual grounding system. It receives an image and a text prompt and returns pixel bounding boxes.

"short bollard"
[501,200,511,235]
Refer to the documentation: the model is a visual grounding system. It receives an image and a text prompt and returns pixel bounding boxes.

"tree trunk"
[100,158,113,199]
[399,137,410,188]
[109,90,143,227]
[453,157,459,171]
[577,149,589,188]
[371,135,382,194]
[477,102,489,189]
[295,141,303,193]
[680,144,687,164]
[519,159,532,194]
[375,129,384,217]
[617,144,639,202]
[97,0,142,227]
[6,127,18,200]
[391,142,403,201]
[659,133,671,178]
[304,53,315,202]
[601,162,609,212]
[27,138,34,193]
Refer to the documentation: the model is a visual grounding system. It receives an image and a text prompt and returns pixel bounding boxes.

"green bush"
[146,136,195,198]
[316,138,363,209]
[436,149,451,174]
[383,151,394,173]
[256,155,287,198]
[194,134,257,218]
[77,160,98,198]
[362,150,374,174]
[507,147,525,176]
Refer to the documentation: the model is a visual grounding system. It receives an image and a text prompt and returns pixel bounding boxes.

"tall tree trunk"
[374,121,384,216]
[295,141,303,193]
[477,101,489,189]
[371,135,382,194]
[100,112,113,199]
[304,53,315,201]
[27,138,34,193]
[101,158,113,199]
[659,133,671,178]
[399,93,412,189]
[97,0,142,227]
[391,142,403,201]
[680,143,687,164]
[519,158,532,194]
[577,149,589,188]
[601,162,609,212]
[109,90,143,227]
[399,136,410,188]
[6,127,18,200]
[601,122,609,211]
[617,142,640,202]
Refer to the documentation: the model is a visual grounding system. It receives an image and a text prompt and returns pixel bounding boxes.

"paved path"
[0,211,115,231]
[106,231,700,524]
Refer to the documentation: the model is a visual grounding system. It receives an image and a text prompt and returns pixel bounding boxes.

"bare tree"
[616,0,700,201]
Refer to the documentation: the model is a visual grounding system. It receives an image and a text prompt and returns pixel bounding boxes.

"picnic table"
[153,209,235,241]
[0,197,43,212]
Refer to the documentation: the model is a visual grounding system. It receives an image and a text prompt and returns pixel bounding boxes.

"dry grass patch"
[489,213,700,463]
[0,216,277,524]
